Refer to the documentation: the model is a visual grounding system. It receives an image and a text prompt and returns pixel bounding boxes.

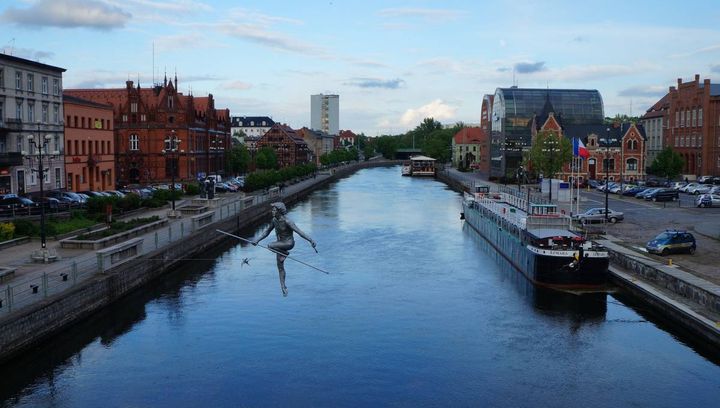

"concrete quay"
[0,160,394,362]
[438,167,720,348]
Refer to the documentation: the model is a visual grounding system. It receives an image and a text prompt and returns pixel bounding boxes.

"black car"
[0,196,37,212]
[644,188,678,202]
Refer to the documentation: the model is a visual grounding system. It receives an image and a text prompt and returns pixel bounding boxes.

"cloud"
[378,8,466,22]
[345,78,405,89]
[225,81,252,90]
[122,0,212,13]
[155,34,208,52]
[496,67,511,72]
[618,85,667,97]
[0,46,55,62]
[227,8,303,26]
[1,0,131,30]
[670,44,720,58]
[711,65,720,73]
[217,23,325,56]
[400,100,457,126]
[514,61,546,74]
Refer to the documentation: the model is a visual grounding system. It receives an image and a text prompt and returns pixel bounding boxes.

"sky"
[2,0,719,136]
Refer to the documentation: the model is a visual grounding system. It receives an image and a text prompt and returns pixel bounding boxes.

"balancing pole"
[216,229,329,274]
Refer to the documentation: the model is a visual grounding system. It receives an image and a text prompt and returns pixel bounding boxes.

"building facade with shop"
[65,77,230,186]
[62,94,115,192]
[0,54,65,195]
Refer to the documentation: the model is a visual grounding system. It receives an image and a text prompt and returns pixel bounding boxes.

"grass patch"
[46,215,99,236]
[75,216,160,240]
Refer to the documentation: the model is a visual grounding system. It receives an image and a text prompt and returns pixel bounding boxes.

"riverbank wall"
[0,160,397,363]
[438,168,720,348]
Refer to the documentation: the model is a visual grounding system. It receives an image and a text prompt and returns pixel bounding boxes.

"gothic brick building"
[65,76,230,186]
[256,123,310,168]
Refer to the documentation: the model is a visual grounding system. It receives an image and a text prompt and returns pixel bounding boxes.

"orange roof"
[453,127,486,144]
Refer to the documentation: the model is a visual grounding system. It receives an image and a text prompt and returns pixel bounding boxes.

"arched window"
[626,158,638,171]
[129,134,139,151]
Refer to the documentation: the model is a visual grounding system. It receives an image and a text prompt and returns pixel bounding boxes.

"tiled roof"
[231,116,275,127]
[453,127,486,144]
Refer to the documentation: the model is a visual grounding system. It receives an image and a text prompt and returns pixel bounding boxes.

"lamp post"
[164,130,181,212]
[602,128,613,223]
[27,127,53,249]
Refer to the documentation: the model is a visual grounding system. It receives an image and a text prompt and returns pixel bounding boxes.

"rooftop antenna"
[152,41,155,85]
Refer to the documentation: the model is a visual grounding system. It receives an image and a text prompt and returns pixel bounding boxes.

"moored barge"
[461,187,608,288]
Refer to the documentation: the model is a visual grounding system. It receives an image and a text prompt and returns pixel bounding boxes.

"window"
[27,102,34,122]
[27,74,34,92]
[0,68,3,88]
[692,109,697,127]
[42,104,48,123]
[17,135,23,152]
[15,71,22,90]
[16,100,22,120]
[168,97,173,109]
[53,104,59,123]
[130,134,139,150]
[131,102,137,113]
[675,111,679,128]
[55,168,61,188]
[52,78,59,95]
[0,101,3,123]
[54,135,59,152]
[122,114,128,122]
[625,159,637,171]
[42,77,48,94]
[699,108,703,127]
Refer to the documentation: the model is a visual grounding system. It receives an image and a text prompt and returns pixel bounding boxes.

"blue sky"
[2,0,719,136]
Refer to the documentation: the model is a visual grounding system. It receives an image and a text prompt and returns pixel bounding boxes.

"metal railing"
[0,189,285,315]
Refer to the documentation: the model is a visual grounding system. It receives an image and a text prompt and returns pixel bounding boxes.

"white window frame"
[42,77,48,94]
[52,78,59,96]
[130,133,139,151]
[15,71,22,90]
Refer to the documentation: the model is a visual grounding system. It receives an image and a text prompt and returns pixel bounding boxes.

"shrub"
[185,183,200,195]
[13,219,38,237]
[0,222,15,241]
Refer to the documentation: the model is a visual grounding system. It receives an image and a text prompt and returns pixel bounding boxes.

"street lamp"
[27,129,54,249]
[601,128,616,223]
[163,130,181,212]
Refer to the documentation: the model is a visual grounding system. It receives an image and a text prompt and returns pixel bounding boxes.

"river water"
[1,166,718,407]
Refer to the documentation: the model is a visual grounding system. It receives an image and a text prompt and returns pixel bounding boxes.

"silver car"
[573,207,625,224]
[695,193,720,208]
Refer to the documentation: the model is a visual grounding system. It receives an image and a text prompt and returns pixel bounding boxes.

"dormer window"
[168,97,173,109]
[131,102,137,113]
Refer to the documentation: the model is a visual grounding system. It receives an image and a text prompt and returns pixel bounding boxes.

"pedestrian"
[252,202,316,296]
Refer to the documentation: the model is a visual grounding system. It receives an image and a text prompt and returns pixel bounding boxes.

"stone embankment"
[0,160,396,363]
[437,169,720,348]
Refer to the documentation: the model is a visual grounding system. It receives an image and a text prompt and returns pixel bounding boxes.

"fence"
[0,190,281,315]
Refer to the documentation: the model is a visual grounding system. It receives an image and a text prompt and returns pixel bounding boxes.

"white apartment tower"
[310,93,339,136]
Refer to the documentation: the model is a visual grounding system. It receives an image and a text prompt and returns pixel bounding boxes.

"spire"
[174,68,178,90]
[164,68,167,86]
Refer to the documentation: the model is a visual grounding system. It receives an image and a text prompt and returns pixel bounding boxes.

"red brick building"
[337,130,356,148]
[256,123,310,168]
[532,99,646,183]
[452,127,489,173]
[63,94,115,192]
[664,74,720,177]
[65,77,230,186]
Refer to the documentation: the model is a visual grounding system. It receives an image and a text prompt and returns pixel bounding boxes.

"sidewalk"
[0,168,338,313]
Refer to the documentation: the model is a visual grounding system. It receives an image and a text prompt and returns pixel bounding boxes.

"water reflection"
[462,222,607,324]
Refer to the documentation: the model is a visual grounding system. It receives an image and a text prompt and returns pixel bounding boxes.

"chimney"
[126,80,134,89]
[677,78,682,87]
[695,74,700,82]
[705,79,711,87]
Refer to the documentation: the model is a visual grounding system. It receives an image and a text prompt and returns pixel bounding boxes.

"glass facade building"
[490,87,604,179]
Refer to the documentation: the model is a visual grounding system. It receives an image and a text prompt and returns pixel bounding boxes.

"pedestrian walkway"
[0,167,341,314]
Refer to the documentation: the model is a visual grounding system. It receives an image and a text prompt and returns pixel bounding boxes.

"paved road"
[443,167,720,286]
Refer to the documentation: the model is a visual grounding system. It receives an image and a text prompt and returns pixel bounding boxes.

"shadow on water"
[0,239,238,404]
[462,223,608,324]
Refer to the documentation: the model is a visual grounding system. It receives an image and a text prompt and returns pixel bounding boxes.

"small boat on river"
[461,186,608,289]
[401,155,436,176]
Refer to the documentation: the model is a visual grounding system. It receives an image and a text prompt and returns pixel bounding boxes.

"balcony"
[0,118,24,131]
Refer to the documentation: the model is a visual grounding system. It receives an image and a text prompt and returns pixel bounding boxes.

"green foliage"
[526,131,572,179]
[75,216,160,240]
[255,147,278,170]
[362,144,374,160]
[649,147,685,179]
[604,114,640,125]
[12,219,38,237]
[319,148,358,166]
[184,183,200,195]
[0,222,15,241]
[244,163,317,192]
[45,214,98,236]
[227,144,251,175]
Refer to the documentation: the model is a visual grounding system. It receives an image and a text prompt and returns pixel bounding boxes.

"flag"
[573,138,589,159]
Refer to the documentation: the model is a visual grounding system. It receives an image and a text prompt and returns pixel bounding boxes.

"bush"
[13,219,38,237]
[0,222,15,241]
[184,183,200,195]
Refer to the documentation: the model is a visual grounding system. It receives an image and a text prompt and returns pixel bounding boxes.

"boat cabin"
[409,155,436,176]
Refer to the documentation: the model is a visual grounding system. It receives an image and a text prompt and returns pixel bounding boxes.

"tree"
[227,144,250,175]
[255,147,278,170]
[649,147,684,180]
[526,131,572,180]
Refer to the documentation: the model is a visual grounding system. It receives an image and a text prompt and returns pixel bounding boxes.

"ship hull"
[462,200,608,288]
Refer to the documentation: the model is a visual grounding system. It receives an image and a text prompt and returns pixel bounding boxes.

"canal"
[1,166,718,407]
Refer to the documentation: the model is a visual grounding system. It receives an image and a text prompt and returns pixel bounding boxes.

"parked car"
[680,182,700,193]
[690,184,713,195]
[646,230,696,255]
[587,179,601,189]
[698,175,714,184]
[668,181,687,190]
[644,188,678,202]
[0,196,37,210]
[32,196,62,210]
[636,188,660,199]
[696,193,720,208]
[573,207,624,224]
[622,186,647,196]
